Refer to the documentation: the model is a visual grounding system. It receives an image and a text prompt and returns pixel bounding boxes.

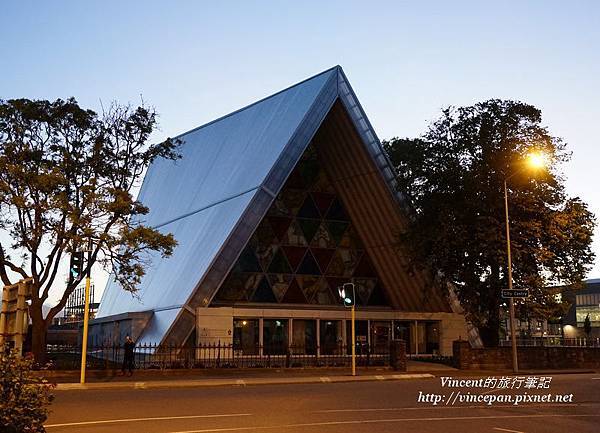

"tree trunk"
[29,302,48,364]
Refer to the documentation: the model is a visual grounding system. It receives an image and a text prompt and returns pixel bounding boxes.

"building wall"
[196,306,467,357]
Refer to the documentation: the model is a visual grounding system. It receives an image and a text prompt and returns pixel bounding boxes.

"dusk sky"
[1,0,599,305]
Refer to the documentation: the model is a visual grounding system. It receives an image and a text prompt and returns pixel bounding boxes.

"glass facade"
[233,318,259,354]
[263,319,288,355]
[320,320,343,354]
[215,144,389,307]
[292,320,317,354]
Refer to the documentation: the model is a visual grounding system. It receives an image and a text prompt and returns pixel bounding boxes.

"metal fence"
[499,337,600,347]
[45,342,391,370]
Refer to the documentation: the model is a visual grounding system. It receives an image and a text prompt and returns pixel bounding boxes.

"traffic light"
[69,251,85,282]
[338,283,355,307]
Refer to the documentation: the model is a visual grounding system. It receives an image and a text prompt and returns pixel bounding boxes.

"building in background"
[562,279,600,339]
[90,66,473,356]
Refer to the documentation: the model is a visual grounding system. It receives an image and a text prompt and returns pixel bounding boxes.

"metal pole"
[504,180,519,373]
[351,304,356,376]
[80,239,92,384]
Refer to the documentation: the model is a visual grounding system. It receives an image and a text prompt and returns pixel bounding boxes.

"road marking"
[320,377,331,383]
[169,414,600,433]
[134,382,147,389]
[493,428,525,433]
[592,377,600,380]
[375,375,385,380]
[236,380,246,387]
[315,403,589,413]
[45,413,252,428]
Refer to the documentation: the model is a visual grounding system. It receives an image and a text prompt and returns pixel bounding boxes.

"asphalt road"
[46,373,600,433]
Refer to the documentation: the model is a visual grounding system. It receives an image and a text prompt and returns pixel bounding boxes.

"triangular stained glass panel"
[311,169,336,193]
[250,277,277,303]
[281,278,307,304]
[297,250,321,275]
[310,222,335,248]
[326,277,347,300]
[353,254,377,278]
[268,216,292,241]
[281,189,305,216]
[296,275,320,303]
[282,246,308,272]
[297,219,320,244]
[255,244,276,272]
[254,220,277,246]
[339,224,363,249]
[234,247,262,272]
[284,168,306,190]
[367,282,389,306]
[326,197,349,221]
[268,248,292,274]
[327,221,349,246]
[267,196,290,217]
[311,248,335,273]
[354,278,377,306]
[297,195,320,219]
[215,273,246,302]
[313,279,335,305]
[326,249,361,277]
[311,192,335,217]
[267,274,293,302]
[281,220,308,246]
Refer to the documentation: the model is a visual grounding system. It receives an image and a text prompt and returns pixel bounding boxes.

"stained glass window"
[214,144,389,307]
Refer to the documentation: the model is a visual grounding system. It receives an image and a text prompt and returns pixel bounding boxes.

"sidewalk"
[54,370,436,391]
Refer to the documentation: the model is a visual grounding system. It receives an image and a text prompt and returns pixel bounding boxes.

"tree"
[1,347,55,432]
[0,98,181,361]
[584,313,592,339]
[383,100,595,347]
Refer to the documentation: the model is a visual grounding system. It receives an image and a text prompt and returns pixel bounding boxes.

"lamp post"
[503,152,546,374]
[80,238,93,384]
[338,283,356,376]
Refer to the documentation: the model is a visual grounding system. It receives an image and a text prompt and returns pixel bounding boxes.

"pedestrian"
[121,335,135,376]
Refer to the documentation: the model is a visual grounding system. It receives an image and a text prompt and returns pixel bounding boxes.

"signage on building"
[502,289,530,298]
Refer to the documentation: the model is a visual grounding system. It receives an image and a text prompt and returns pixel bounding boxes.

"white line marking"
[134,382,147,389]
[592,377,600,380]
[236,380,246,387]
[316,403,586,413]
[493,428,525,433]
[169,414,600,433]
[45,413,252,428]
[320,377,331,383]
[375,375,385,380]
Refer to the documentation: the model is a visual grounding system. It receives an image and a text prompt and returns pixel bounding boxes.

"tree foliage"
[0,98,181,359]
[0,347,55,432]
[384,99,595,346]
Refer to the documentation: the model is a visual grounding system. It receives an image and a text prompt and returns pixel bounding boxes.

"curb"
[55,373,435,391]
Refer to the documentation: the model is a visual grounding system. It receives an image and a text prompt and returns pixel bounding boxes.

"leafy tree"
[584,313,592,338]
[384,100,595,347]
[0,347,55,432]
[0,98,181,361]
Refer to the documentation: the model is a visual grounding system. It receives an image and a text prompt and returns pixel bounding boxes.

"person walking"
[121,335,135,376]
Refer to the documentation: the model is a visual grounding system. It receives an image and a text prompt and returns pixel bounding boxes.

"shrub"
[0,347,55,432]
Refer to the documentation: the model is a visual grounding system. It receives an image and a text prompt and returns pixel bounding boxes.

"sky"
[1,0,599,307]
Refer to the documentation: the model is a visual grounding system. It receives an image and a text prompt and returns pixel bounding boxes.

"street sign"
[502,289,529,298]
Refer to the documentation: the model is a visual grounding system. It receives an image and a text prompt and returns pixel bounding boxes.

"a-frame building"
[93,66,470,356]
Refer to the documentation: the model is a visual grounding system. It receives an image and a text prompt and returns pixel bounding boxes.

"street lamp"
[338,283,356,376]
[504,151,547,373]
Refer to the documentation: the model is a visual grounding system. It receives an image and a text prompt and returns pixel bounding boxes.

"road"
[46,373,600,433]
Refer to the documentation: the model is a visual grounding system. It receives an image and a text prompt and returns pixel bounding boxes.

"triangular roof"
[96,66,443,345]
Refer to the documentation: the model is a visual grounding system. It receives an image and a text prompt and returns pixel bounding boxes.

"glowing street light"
[504,150,547,373]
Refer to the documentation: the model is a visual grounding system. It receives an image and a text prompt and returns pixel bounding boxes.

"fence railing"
[44,342,391,370]
[498,337,600,347]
